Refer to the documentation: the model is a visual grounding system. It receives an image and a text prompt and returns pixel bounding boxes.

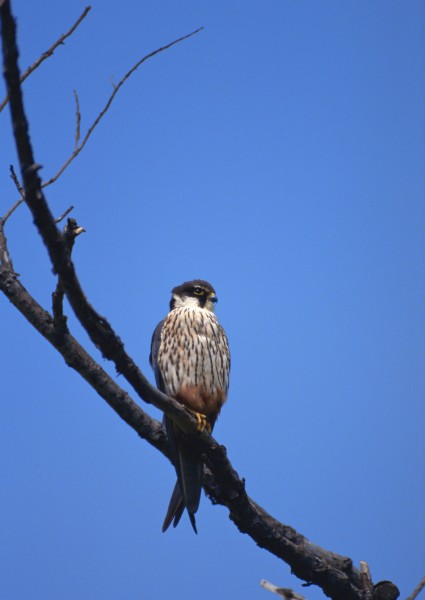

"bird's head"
[169,280,218,312]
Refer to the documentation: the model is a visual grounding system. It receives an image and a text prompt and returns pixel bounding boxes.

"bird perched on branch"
[150,280,230,533]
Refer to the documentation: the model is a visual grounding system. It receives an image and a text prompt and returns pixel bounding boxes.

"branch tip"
[55,205,74,224]
[360,561,372,593]
[0,5,91,112]
[260,579,306,600]
[41,25,204,188]
[406,575,425,600]
[73,90,81,149]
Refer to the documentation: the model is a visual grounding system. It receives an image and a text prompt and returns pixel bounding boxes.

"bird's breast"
[157,307,230,410]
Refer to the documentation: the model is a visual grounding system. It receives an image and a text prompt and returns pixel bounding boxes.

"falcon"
[150,280,230,533]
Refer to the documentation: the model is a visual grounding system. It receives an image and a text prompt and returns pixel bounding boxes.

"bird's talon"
[188,409,211,434]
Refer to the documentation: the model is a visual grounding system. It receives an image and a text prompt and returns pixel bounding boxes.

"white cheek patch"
[172,294,200,309]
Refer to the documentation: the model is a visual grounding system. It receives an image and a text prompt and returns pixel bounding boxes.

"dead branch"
[360,561,373,600]
[41,26,203,189]
[261,579,307,599]
[52,216,85,336]
[0,218,167,455]
[55,205,74,224]
[2,164,25,221]
[0,6,91,112]
[0,205,371,600]
[9,163,24,196]
[2,17,202,223]
[406,576,425,600]
[73,90,81,149]
[0,3,401,600]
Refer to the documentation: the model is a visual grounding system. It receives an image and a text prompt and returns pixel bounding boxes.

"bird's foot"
[187,409,211,434]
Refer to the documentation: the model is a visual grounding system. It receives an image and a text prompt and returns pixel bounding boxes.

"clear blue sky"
[1,1,424,599]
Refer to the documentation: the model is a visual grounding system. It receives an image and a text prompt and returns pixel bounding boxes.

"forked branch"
[42,25,203,189]
[2,7,202,219]
[0,6,91,112]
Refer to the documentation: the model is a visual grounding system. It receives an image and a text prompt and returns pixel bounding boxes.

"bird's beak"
[209,293,218,303]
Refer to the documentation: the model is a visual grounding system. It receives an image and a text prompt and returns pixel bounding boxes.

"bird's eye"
[193,287,204,296]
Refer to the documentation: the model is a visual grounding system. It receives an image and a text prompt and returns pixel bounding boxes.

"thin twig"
[1,199,23,223]
[0,6,91,112]
[9,164,25,196]
[41,26,204,189]
[73,90,81,149]
[2,8,88,221]
[261,580,306,600]
[406,576,425,600]
[3,165,26,222]
[3,27,203,224]
[55,205,74,224]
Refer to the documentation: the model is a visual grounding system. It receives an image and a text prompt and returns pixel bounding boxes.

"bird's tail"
[162,481,197,533]
[163,415,202,533]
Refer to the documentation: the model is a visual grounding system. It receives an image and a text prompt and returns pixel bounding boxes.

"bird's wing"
[150,318,199,533]
[149,319,165,391]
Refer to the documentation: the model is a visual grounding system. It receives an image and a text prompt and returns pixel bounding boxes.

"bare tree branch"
[0,6,91,112]
[360,561,373,600]
[0,211,370,600]
[55,205,74,224]
[40,26,204,189]
[73,90,81,149]
[9,163,24,195]
[406,576,425,600]
[2,164,25,221]
[52,216,85,336]
[2,14,202,223]
[0,219,167,455]
[261,579,307,599]
[0,3,401,600]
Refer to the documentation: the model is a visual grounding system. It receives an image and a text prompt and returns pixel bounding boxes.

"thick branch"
[0,215,365,600]
[0,3,400,600]
[0,237,166,457]
[52,217,85,336]
[1,0,204,434]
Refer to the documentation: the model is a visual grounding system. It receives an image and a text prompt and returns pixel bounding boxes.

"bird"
[149,280,230,533]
